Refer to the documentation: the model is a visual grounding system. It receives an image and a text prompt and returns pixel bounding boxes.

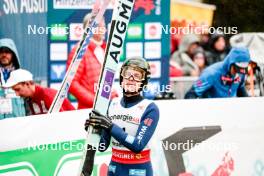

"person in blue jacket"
[0,38,26,119]
[0,38,21,87]
[185,47,251,98]
[85,57,159,176]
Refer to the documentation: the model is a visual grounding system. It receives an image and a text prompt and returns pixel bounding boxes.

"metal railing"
[170,76,198,99]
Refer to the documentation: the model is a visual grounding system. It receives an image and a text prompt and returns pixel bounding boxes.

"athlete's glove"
[85,110,113,131]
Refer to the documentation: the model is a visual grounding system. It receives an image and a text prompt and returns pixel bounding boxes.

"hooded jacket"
[0,39,25,118]
[185,47,250,98]
[170,34,200,76]
[0,38,20,86]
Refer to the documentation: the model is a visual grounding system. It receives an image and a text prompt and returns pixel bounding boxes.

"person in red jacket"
[67,14,118,109]
[4,69,75,115]
[67,13,113,109]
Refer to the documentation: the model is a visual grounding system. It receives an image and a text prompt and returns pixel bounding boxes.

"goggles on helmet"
[121,66,145,82]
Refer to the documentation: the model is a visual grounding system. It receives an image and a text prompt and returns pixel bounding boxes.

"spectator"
[67,13,117,109]
[4,69,75,115]
[170,34,200,76]
[0,38,20,87]
[185,47,251,98]
[200,32,210,51]
[206,32,230,65]
[192,47,207,75]
[0,38,26,118]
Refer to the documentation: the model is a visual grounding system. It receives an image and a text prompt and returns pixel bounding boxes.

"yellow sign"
[171,0,216,26]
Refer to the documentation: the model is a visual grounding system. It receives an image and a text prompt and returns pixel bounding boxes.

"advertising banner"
[1,98,264,176]
[47,0,171,99]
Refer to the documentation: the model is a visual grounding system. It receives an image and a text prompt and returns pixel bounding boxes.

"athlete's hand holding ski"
[85,110,112,130]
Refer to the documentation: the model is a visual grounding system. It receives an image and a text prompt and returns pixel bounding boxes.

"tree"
[204,0,264,32]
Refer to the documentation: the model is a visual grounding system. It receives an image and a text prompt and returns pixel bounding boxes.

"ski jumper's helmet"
[120,57,151,87]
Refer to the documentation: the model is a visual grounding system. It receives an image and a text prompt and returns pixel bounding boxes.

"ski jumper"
[98,95,159,176]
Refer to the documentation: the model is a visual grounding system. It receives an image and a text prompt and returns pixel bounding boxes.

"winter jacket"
[0,38,26,118]
[0,38,20,86]
[26,85,75,115]
[170,34,199,76]
[185,47,251,98]
[66,40,106,109]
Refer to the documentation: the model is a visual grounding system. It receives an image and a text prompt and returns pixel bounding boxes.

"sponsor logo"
[148,61,161,78]
[145,23,162,40]
[144,118,153,127]
[50,63,66,81]
[50,43,68,61]
[108,0,134,64]
[53,0,115,9]
[134,0,155,15]
[127,23,143,39]
[126,42,143,58]
[110,114,140,124]
[2,0,47,15]
[101,70,115,99]
[137,126,148,143]
[112,149,149,163]
[135,154,142,159]
[53,0,94,9]
[144,42,161,59]
[129,169,146,176]
[50,24,67,41]
[212,152,234,176]
[112,152,135,160]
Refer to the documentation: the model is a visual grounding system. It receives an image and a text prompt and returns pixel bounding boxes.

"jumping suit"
[98,95,159,176]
